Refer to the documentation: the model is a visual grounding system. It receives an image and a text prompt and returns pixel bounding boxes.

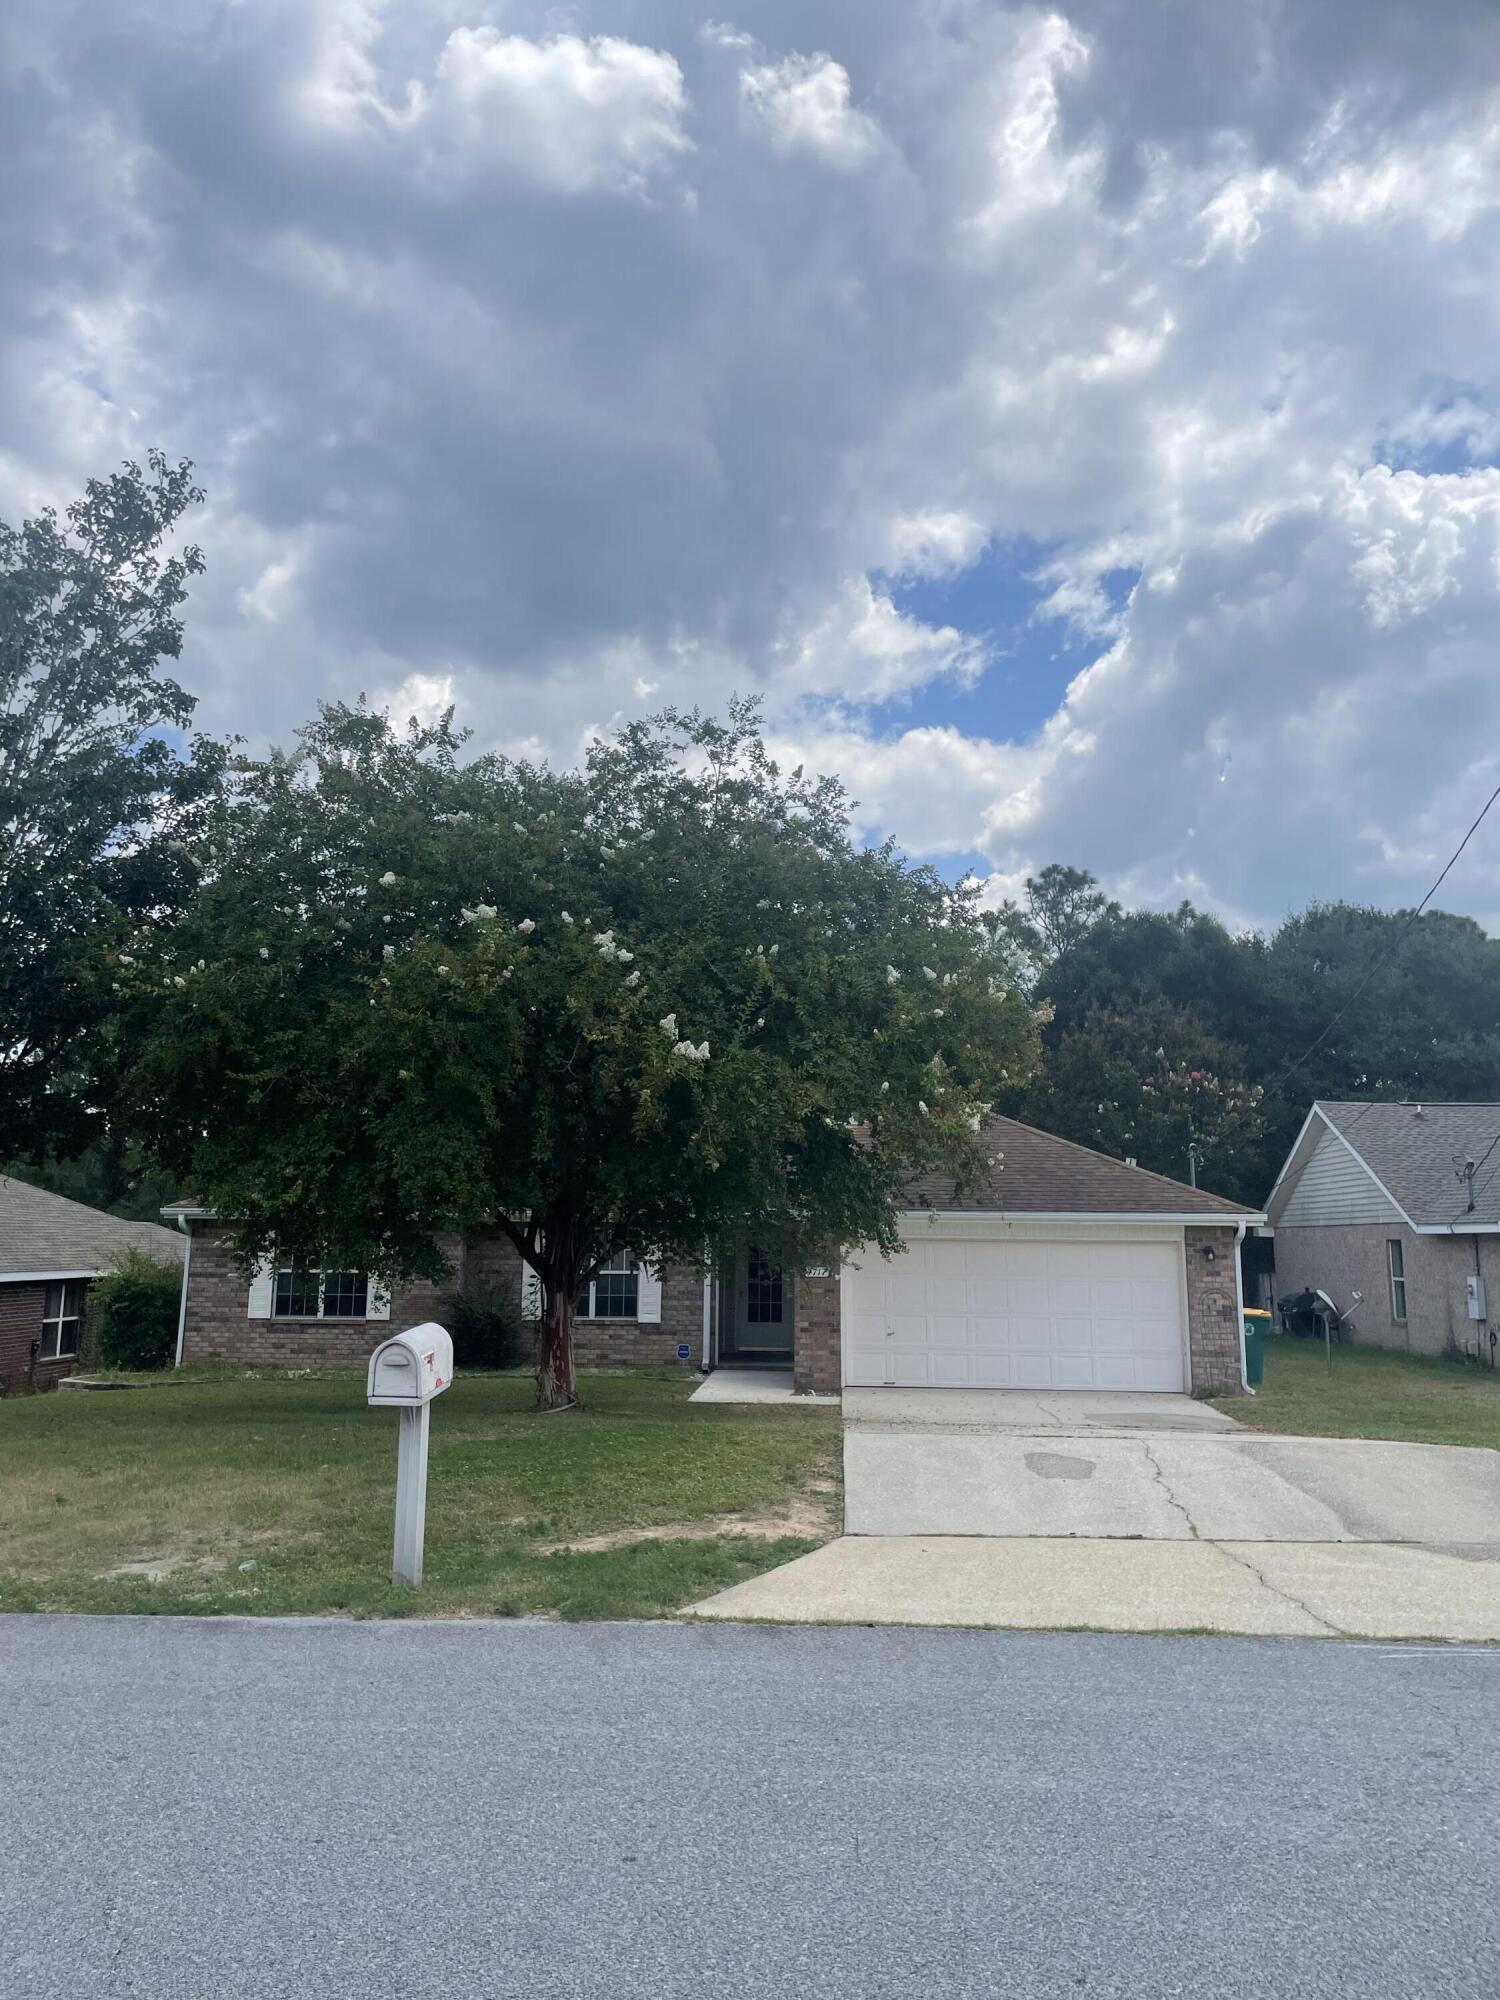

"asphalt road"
[3,1617,1496,1999]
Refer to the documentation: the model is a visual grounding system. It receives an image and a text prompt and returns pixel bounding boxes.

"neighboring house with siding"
[0,1175,184,1394]
[1265,1101,1500,1361]
[166,1115,1263,1397]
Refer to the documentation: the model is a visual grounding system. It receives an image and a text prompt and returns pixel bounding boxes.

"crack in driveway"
[1141,1443,1202,1539]
[1210,1543,1347,1637]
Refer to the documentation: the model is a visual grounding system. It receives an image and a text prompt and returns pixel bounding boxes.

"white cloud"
[4,0,1500,931]
[376,669,457,728]
[778,576,983,702]
[423,28,691,194]
[884,510,990,578]
[738,51,880,168]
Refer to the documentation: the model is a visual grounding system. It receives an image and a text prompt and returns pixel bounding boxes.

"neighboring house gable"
[1266,1102,1500,1361]
[1272,1124,1404,1228]
[1268,1102,1500,1232]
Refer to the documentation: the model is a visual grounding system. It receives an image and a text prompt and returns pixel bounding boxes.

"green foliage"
[90,1248,181,1372]
[0,452,226,1163]
[1015,1000,1266,1193]
[2,1134,179,1224]
[988,864,1120,988]
[443,1286,530,1371]
[108,699,1038,1401]
[1020,871,1500,1202]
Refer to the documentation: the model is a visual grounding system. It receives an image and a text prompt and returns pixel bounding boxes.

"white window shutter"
[366,1279,390,1321]
[246,1257,274,1319]
[636,1261,662,1323]
[521,1264,543,1320]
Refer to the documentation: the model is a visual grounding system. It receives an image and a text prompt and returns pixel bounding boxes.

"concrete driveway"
[691,1388,1500,1640]
[841,1391,1500,1541]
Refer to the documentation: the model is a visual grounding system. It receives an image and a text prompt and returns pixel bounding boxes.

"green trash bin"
[1242,1308,1272,1387]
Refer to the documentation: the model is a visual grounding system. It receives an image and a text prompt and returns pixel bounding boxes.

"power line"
[1266,777,1500,1099]
[1450,1127,1500,1224]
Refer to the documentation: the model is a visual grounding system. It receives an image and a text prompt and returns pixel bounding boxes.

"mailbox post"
[366,1323,453,1586]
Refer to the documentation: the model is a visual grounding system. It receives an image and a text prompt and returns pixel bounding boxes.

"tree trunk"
[536,1282,578,1411]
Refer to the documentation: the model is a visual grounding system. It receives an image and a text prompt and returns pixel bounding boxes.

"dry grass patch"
[0,1368,841,1619]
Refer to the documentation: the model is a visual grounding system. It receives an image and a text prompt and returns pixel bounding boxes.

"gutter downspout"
[1233,1220,1253,1395]
[700,1266,713,1371]
[173,1215,193,1370]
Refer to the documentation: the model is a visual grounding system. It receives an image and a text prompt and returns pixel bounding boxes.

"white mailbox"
[367,1322,454,1587]
[367,1323,453,1407]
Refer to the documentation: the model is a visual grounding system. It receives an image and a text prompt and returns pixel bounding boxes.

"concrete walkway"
[688,1534,1500,1640]
[688,1368,838,1405]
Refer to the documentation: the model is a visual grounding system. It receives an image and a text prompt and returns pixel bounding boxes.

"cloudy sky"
[6,0,1500,929]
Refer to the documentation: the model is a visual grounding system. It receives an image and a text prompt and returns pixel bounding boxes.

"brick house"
[167,1116,1262,1397]
[0,1174,184,1394]
[1266,1101,1500,1361]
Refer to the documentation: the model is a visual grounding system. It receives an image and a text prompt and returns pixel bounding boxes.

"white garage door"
[841,1231,1187,1392]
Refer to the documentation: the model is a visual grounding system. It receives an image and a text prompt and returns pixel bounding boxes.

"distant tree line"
[987,865,1500,1202]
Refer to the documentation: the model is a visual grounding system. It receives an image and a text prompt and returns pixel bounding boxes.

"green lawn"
[1211,1336,1500,1449]
[0,1370,841,1620]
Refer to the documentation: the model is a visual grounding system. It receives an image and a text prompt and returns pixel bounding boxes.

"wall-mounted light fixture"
[1201,1244,1217,1263]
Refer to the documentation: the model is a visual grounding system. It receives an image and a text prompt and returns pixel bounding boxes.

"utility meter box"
[1467,1275,1488,1321]
[367,1324,454,1407]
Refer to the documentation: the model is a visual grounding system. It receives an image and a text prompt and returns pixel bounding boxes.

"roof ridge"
[1317,1098,1500,1109]
[987,1113,1249,1212]
[0,1172,167,1225]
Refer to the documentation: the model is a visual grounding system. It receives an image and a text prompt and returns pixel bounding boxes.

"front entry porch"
[715,1248,794,1367]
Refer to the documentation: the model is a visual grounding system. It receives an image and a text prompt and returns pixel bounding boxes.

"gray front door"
[725,1248,793,1360]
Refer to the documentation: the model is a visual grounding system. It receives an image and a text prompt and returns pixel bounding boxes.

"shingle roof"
[0,1176,185,1280]
[902,1114,1260,1218]
[1314,1101,1500,1228]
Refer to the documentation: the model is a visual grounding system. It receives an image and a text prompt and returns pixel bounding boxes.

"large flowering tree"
[1014,1000,1266,1197]
[107,701,1036,1406]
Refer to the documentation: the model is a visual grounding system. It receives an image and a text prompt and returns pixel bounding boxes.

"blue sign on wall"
[676,1343,691,1361]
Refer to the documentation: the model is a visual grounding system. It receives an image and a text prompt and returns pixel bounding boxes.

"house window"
[40,1280,86,1360]
[1387,1239,1407,1323]
[577,1257,639,1320]
[746,1249,784,1324]
[273,1268,369,1319]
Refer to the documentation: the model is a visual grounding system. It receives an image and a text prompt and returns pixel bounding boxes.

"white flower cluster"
[659,1013,709,1062]
[460,904,497,924]
[593,930,634,963]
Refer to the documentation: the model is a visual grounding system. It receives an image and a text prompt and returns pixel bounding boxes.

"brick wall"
[539,1259,704,1369]
[0,1280,81,1394]
[180,1229,462,1368]
[1184,1225,1243,1395]
[1274,1221,1500,1360]
[1,1280,43,1393]
[793,1272,840,1395]
[179,1223,710,1374]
